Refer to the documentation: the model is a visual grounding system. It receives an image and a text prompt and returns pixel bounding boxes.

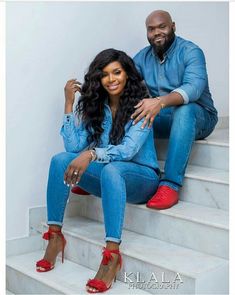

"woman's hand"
[64,79,82,113]
[64,151,92,187]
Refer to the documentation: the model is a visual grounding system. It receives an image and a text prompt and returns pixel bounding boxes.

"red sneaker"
[71,186,90,195]
[147,185,179,210]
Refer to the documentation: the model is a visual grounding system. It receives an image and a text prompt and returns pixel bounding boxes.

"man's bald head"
[146,10,173,27]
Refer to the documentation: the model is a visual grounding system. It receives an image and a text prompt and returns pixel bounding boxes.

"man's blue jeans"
[153,103,218,189]
[47,152,159,244]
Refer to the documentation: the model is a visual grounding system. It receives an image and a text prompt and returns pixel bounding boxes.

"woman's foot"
[36,227,66,272]
[86,245,122,293]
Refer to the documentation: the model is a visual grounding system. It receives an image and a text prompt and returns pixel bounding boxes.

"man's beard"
[151,30,175,56]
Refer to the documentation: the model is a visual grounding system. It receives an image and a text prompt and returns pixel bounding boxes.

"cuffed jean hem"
[105,237,121,244]
[47,221,63,227]
[159,180,180,191]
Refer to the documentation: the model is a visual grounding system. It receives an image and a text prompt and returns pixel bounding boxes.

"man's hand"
[131,98,162,129]
[64,151,92,187]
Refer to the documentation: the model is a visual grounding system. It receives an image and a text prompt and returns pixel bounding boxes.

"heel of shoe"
[36,227,66,271]
[86,247,122,292]
[61,238,66,263]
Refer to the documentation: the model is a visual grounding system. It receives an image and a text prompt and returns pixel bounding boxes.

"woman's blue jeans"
[47,153,159,244]
[153,102,218,188]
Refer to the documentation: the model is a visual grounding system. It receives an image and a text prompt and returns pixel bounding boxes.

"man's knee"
[172,103,198,124]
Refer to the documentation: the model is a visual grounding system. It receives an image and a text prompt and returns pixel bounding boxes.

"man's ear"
[172,22,176,32]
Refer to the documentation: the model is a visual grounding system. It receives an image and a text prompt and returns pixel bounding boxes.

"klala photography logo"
[124,271,183,290]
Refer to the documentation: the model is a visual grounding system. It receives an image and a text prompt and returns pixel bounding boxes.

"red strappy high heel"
[36,228,66,272]
[86,247,122,293]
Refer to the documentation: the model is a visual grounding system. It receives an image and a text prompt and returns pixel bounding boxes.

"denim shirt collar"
[151,35,178,62]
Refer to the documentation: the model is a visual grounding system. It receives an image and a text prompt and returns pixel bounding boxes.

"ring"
[73,170,79,175]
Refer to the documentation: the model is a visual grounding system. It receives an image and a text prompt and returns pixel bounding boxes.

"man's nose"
[153,28,161,36]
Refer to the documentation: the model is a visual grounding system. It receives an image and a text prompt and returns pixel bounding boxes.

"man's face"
[146,14,175,54]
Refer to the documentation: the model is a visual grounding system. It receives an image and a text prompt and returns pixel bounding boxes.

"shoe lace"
[42,228,64,241]
[101,247,122,268]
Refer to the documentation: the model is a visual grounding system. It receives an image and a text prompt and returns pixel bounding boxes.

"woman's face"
[101,61,128,98]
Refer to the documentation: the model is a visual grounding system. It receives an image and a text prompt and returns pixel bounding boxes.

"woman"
[36,49,160,293]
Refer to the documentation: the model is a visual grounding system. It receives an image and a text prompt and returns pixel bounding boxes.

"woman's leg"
[37,152,78,271]
[47,152,105,225]
[86,161,159,292]
[101,161,159,243]
[40,152,104,271]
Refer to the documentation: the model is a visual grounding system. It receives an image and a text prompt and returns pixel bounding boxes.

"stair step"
[199,128,229,145]
[7,250,148,294]
[155,128,229,171]
[40,217,228,294]
[159,161,228,210]
[67,196,228,259]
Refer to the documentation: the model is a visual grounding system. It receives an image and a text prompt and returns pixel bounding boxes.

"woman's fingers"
[64,166,79,186]
[73,85,82,93]
[71,170,80,186]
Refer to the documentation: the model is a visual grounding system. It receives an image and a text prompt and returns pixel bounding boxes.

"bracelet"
[155,96,166,109]
[89,149,97,162]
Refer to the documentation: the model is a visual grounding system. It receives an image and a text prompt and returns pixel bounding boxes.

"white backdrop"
[6,1,229,239]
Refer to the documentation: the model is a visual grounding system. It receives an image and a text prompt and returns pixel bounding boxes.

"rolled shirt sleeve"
[172,47,207,104]
[60,113,89,153]
[94,119,151,163]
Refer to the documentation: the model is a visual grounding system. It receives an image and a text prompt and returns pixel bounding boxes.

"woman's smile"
[107,83,120,91]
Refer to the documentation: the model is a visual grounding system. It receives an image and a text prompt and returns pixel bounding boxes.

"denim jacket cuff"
[94,148,111,163]
[63,113,74,124]
[172,88,189,104]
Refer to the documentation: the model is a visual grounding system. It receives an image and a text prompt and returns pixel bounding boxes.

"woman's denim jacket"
[60,103,159,173]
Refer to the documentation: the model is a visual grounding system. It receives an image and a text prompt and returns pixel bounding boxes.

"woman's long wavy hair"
[75,48,148,146]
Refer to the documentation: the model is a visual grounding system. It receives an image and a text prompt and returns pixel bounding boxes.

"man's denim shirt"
[133,36,217,115]
[60,104,159,173]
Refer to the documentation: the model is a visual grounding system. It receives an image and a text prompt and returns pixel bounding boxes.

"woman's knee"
[101,163,124,184]
[101,162,120,177]
[50,152,75,170]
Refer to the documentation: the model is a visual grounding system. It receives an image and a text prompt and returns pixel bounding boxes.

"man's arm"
[131,92,184,128]
[132,46,207,128]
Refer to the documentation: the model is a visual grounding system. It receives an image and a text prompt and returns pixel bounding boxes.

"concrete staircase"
[6,127,229,294]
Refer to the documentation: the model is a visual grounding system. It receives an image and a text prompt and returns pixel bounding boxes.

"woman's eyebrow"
[102,68,122,73]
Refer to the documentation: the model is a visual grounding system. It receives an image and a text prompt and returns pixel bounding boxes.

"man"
[132,10,218,210]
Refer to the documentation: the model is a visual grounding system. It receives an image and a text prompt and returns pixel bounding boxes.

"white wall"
[6,1,229,239]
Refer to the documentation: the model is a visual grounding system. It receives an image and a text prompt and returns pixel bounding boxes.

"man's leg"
[148,103,217,209]
[163,103,217,186]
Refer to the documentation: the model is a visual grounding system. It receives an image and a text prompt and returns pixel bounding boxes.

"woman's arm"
[94,118,151,163]
[60,79,89,152]
[60,113,89,152]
